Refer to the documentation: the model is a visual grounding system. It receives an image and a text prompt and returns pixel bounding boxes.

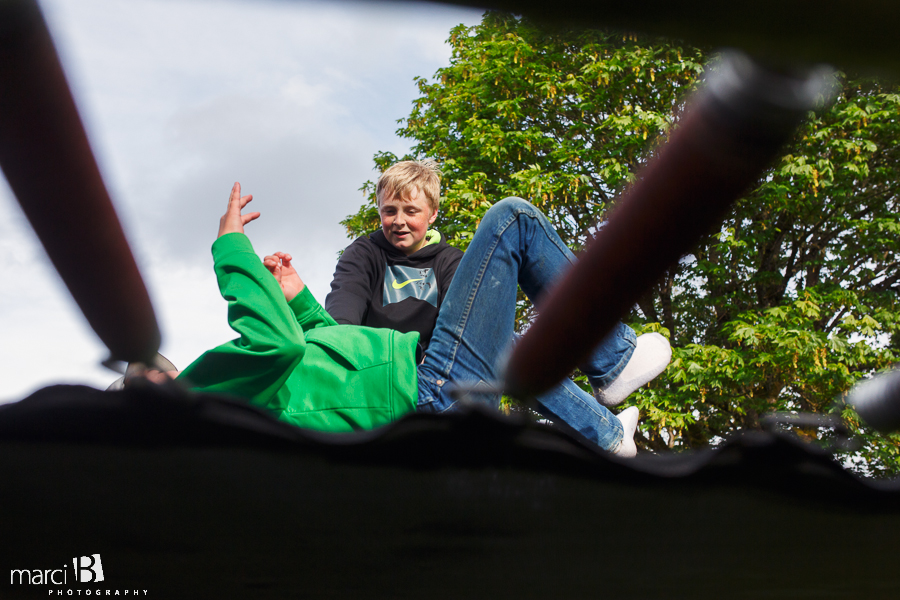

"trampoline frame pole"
[0,0,160,364]
[503,53,835,400]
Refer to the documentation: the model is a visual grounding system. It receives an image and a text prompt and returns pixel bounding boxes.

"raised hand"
[263,251,306,302]
[218,182,260,238]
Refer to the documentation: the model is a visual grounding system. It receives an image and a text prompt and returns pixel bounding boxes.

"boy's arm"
[324,240,376,325]
[288,286,339,331]
[438,247,464,301]
[178,184,304,409]
[262,251,339,332]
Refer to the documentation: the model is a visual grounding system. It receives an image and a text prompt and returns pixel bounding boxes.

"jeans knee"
[483,197,536,226]
[494,196,533,213]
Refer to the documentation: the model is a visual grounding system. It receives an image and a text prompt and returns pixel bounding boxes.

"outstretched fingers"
[219,181,260,238]
[229,183,255,210]
[233,183,260,225]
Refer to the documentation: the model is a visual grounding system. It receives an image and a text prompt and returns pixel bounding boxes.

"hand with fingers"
[263,251,306,302]
[218,182,261,238]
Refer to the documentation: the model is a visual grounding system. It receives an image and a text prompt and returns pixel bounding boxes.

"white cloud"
[0,0,483,402]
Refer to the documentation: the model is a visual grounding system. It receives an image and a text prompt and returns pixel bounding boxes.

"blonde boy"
[325,160,463,355]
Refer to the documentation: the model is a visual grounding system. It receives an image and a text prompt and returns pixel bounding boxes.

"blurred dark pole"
[0,0,160,364]
[436,0,900,76]
[847,369,900,434]
[504,53,835,400]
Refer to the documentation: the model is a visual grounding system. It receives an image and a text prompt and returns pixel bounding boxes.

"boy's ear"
[428,208,439,224]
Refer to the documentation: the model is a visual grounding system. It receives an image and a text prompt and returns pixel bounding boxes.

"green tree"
[643,78,900,475]
[344,12,705,248]
[343,12,900,476]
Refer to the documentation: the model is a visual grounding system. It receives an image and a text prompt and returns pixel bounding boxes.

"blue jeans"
[417,197,636,452]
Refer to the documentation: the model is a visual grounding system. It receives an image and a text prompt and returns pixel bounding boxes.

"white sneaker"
[612,406,639,458]
[594,332,671,407]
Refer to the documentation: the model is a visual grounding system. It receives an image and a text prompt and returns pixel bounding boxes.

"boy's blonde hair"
[376,160,441,213]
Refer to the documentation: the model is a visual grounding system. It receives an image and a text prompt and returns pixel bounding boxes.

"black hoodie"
[325,230,463,355]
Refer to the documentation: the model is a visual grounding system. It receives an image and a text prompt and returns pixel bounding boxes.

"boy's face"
[378,186,438,255]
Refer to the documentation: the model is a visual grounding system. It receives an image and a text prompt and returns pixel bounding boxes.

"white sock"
[595,332,672,407]
[612,406,639,458]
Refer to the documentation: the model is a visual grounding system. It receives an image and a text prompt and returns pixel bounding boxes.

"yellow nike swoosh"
[392,277,424,289]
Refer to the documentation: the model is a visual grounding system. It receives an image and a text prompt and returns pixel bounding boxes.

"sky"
[0,0,483,402]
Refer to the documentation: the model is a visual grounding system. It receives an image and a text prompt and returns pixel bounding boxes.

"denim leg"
[417,197,630,451]
[582,322,637,389]
[533,378,624,450]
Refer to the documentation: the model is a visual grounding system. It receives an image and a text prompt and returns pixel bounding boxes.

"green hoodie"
[178,233,420,432]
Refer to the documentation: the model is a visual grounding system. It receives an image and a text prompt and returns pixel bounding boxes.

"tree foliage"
[645,77,900,475]
[344,12,705,247]
[343,12,900,476]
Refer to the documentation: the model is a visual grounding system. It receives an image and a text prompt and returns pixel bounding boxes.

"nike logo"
[392,277,424,289]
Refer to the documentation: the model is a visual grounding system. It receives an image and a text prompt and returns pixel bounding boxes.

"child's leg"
[417,197,631,452]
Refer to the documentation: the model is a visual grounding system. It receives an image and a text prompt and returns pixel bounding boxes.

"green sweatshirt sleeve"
[288,286,339,332]
[177,233,305,412]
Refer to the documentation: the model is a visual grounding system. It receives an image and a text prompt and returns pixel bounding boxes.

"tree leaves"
[345,12,900,476]
[343,12,705,251]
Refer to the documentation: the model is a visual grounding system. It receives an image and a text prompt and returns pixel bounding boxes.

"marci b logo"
[74,554,104,583]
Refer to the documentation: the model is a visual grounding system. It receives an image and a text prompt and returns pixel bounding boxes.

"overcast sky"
[0,0,483,402]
